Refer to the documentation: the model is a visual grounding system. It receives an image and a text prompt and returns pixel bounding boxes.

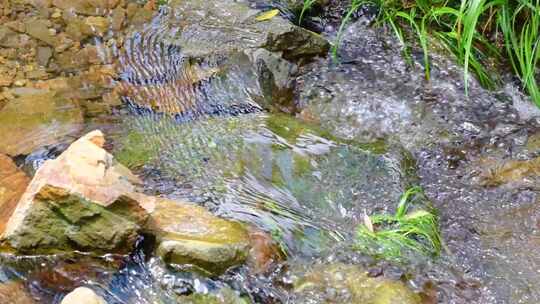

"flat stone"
[25,19,56,46]
[0,154,30,235]
[0,90,84,156]
[145,198,251,275]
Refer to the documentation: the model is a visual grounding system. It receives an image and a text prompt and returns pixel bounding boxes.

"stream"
[0,0,539,303]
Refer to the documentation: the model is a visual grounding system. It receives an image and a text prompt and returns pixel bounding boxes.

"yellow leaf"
[255,9,280,21]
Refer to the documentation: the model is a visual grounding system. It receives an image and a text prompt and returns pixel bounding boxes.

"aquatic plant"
[355,186,442,262]
[327,0,540,107]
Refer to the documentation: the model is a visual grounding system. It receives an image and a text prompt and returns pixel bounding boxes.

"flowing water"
[1,0,540,303]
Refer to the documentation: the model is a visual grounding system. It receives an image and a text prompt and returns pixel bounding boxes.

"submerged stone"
[0,90,83,156]
[145,198,251,275]
[293,263,421,304]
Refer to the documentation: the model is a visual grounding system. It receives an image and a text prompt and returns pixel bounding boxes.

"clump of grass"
[328,0,540,107]
[499,1,540,107]
[355,186,442,262]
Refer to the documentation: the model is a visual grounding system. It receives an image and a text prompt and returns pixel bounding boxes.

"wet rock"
[127,0,329,114]
[248,48,298,112]
[60,287,106,304]
[292,263,421,304]
[0,154,30,235]
[0,280,35,304]
[0,90,83,156]
[1,130,151,254]
[476,156,540,188]
[145,198,251,275]
[168,0,328,60]
[247,227,283,273]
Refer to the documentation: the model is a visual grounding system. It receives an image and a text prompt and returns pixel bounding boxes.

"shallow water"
[1,0,540,303]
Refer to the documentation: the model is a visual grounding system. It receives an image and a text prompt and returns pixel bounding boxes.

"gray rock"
[36,46,53,67]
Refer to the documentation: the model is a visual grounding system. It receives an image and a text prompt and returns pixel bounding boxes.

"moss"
[265,113,335,143]
[114,131,159,169]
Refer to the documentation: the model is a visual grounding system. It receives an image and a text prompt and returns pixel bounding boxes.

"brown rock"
[0,90,84,156]
[247,227,282,273]
[0,281,36,304]
[477,156,540,188]
[4,20,25,33]
[0,25,29,48]
[111,7,125,31]
[25,19,56,46]
[0,154,29,235]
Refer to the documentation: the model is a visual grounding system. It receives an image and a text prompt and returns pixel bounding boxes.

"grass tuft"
[355,186,442,262]
[326,0,540,107]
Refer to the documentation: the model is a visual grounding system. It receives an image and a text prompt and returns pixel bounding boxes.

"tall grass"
[319,0,540,107]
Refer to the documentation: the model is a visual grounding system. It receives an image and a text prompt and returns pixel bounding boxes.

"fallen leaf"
[255,9,280,21]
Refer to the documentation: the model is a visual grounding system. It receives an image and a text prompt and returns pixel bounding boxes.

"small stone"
[48,28,57,36]
[51,9,62,18]
[84,16,109,36]
[61,287,106,304]
[13,79,26,86]
[36,46,53,67]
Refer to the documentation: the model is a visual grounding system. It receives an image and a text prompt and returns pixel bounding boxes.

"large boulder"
[1,130,151,254]
[167,0,328,60]
[145,198,251,275]
[0,90,84,156]
[0,155,30,235]
[292,263,421,304]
